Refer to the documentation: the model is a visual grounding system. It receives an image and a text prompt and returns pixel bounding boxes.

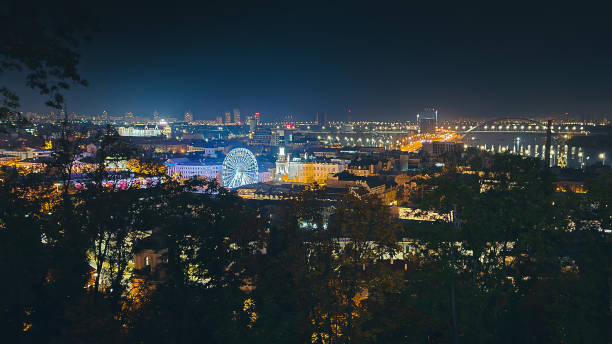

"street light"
[599,153,606,165]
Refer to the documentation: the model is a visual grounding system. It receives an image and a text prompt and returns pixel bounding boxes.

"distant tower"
[184,111,194,123]
[248,115,256,132]
[102,110,108,121]
[233,108,241,124]
[255,112,261,125]
[225,111,232,124]
[125,111,134,121]
[544,117,552,167]
[315,112,319,125]
[153,110,160,122]
[216,116,223,124]
[417,107,437,133]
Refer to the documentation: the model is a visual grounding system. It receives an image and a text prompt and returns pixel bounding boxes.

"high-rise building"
[225,111,231,124]
[233,108,241,124]
[216,116,223,124]
[153,110,160,122]
[417,107,437,133]
[125,112,135,121]
[248,116,257,132]
[102,110,108,121]
[255,112,261,125]
[245,115,255,131]
[184,111,194,123]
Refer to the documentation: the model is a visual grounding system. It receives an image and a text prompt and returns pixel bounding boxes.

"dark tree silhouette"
[0,1,91,120]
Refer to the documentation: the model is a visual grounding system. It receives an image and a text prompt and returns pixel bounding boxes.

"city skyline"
[5,3,612,121]
[2,3,611,341]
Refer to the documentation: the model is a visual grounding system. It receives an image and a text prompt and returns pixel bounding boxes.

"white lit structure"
[118,125,162,137]
[165,158,222,181]
[222,148,259,188]
[0,148,51,160]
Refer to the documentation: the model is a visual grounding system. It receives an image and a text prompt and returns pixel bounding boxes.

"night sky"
[7,2,612,121]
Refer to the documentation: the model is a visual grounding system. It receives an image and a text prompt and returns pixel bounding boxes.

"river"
[464,133,608,169]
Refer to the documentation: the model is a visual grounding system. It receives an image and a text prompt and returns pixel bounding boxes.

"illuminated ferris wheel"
[222,148,259,188]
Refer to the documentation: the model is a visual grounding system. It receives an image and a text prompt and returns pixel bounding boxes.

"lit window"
[144,256,150,266]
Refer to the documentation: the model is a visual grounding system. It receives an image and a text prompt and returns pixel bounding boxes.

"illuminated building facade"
[165,158,222,181]
[275,159,347,184]
[118,125,162,137]
[0,148,52,160]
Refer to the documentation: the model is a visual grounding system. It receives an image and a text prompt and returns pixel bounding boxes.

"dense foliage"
[1,153,611,343]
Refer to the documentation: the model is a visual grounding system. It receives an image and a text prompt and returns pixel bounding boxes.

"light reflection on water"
[465,133,608,169]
